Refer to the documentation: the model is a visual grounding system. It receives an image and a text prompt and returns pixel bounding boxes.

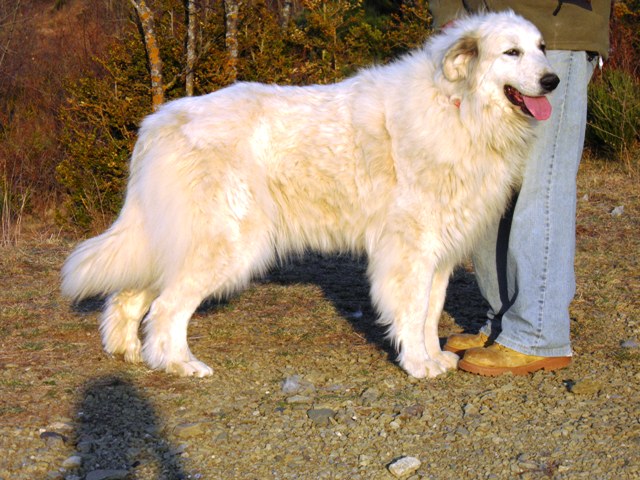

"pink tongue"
[523,95,552,120]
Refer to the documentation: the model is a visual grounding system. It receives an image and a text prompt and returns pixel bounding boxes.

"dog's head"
[441,11,559,121]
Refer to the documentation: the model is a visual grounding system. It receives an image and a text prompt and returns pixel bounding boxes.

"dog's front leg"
[393,265,458,378]
[423,266,459,371]
[369,242,455,378]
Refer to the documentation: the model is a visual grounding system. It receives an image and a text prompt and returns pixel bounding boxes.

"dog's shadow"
[75,253,489,359]
[262,253,490,356]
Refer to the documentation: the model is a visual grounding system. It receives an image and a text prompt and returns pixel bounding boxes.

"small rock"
[621,339,639,349]
[463,403,480,418]
[388,456,421,478]
[61,455,82,468]
[570,379,602,395]
[40,431,67,447]
[85,469,130,480]
[400,404,424,419]
[307,408,336,426]
[173,421,208,438]
[281,375,303,393]
[611,205,624,217]
[47,421,74,432]
[358,454,373,466]
[46,471,64,480]
[281,375,316,394]
[389,420,402,430]
[360,387,379,406]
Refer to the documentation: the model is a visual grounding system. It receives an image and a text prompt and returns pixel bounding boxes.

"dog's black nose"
[540,73,560,92]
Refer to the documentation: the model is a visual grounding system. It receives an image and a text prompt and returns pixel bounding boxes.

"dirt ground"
[0,158,638,479]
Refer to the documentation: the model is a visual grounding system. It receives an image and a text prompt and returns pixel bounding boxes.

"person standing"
[429,1,612,375]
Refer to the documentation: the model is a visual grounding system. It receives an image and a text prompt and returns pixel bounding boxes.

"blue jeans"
[473,51,597,357]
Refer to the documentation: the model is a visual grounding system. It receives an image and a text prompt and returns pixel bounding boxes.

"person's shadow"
[71,376,188,479]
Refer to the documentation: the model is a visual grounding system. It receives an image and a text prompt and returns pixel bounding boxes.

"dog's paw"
[166,359,213,377]
[432,350,459,371]
[123,344,143,364]
[400,356,429,379]
[400,355,445,379]
[104,338,143,364]
[400,351,458,379]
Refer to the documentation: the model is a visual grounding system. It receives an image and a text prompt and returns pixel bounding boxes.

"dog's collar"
[452,98,461,108]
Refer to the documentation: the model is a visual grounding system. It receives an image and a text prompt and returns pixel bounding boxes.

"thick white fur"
[62,12,557,378]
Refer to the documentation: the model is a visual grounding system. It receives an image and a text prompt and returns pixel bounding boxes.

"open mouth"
[504,85,552,121]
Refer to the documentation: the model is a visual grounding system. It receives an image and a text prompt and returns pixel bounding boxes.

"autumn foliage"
[55,0,434,231]
[0,1,638,235]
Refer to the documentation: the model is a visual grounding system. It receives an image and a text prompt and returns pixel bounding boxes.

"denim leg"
[473,51,596,357]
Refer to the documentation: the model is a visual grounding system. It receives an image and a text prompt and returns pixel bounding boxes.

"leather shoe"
[458,343,571,376]
[443,332,491,355]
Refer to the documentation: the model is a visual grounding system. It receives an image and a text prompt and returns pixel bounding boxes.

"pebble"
[307,408,336,426]
[463,403,480,418]
[388,456,421,478]
[173,421,209,438]
[359,387,380,406]
[620,339,639,349]
[281,375,303,393]
[570,379,603,395]
[40,431,67,447]
[281,375,316,394]
[47,420,74,432]
[400,404,424,419]
[61,455,82,468]
[610,205,624,217]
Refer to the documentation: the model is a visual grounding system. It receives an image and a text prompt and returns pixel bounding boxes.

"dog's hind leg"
[101,289,156,363]
[141,224,276,377]
[141,284,213,377]
[423,266,459,371]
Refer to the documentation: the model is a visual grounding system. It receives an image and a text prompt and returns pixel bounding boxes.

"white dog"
[62,11,559,378]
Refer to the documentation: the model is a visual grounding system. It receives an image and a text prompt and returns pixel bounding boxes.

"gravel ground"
[0,160,638,479]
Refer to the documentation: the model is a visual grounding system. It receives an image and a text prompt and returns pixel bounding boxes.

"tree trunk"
[185,0,196,96]
[129,0,164,110]
[223,0,239,82]
[281,0,292,29]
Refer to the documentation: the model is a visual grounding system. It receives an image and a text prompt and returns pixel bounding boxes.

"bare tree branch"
[223,0,239,81]
[185,0,196,96]
[129,0,164,110]
[281,0,292,29]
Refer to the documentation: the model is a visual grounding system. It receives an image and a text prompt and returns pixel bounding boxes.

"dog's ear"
[442,35,479,82]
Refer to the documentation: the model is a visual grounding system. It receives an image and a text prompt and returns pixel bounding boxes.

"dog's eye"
[539,43,547,54]
[504,48,522,57]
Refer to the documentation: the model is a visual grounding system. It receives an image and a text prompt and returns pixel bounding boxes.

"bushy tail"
[61,200,155,301]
